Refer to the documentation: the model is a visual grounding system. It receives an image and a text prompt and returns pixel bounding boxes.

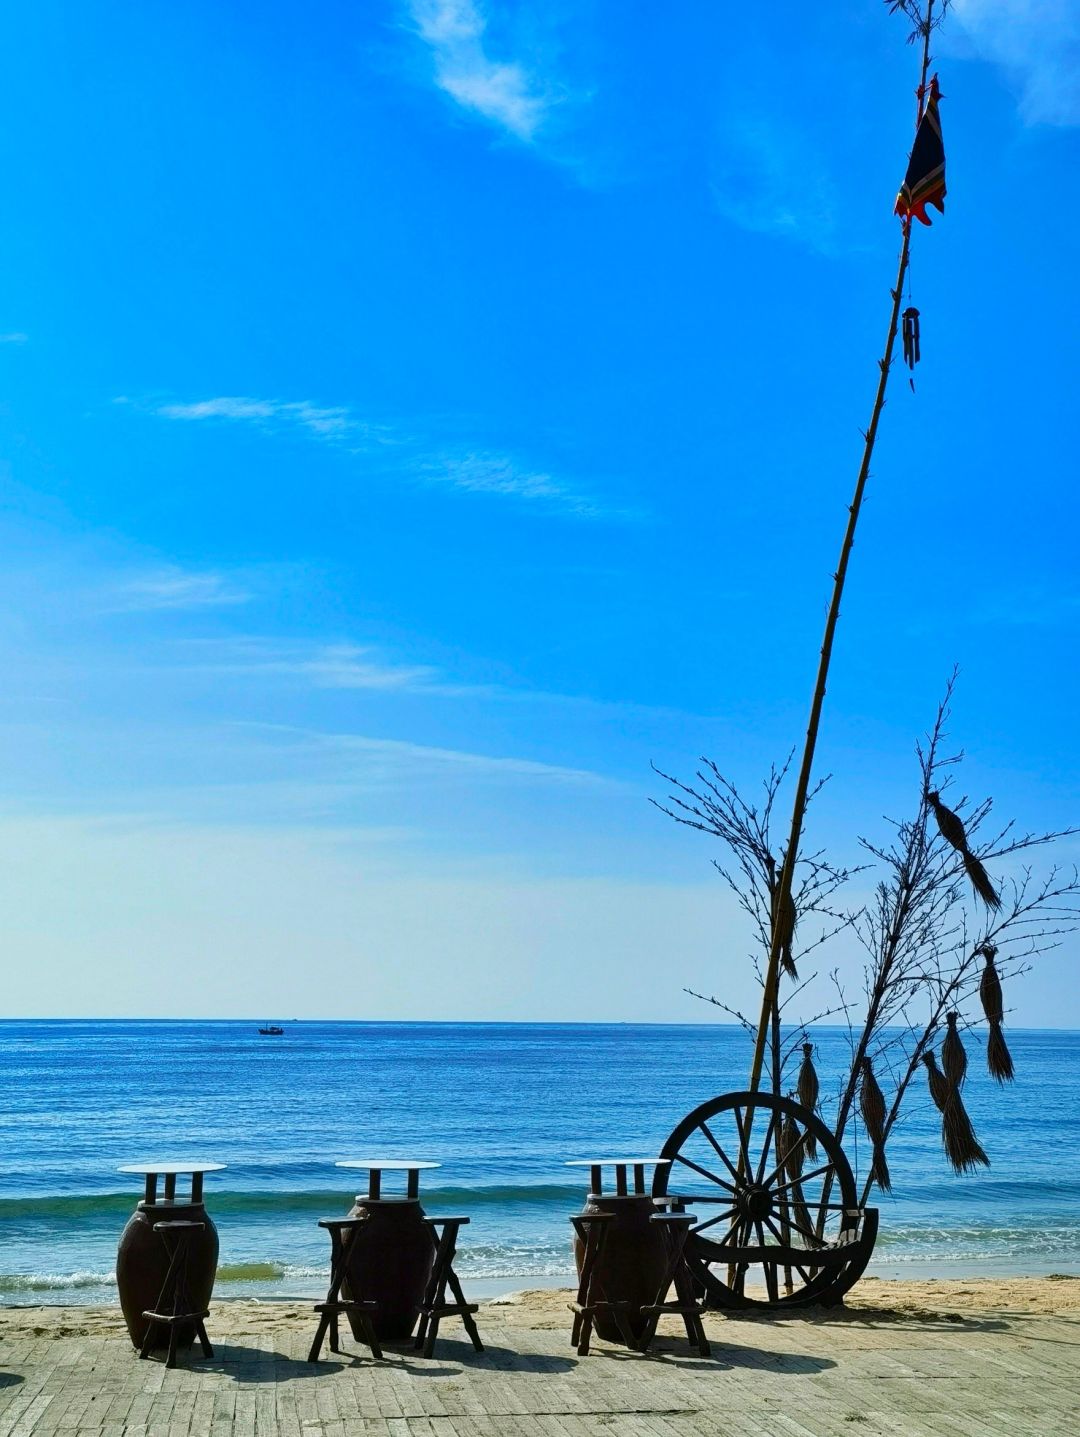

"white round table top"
[335,1159,441,1171]
[565,1157,670,1167]
[117,1162,227,1175]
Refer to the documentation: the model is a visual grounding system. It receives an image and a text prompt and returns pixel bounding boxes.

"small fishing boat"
[258,1023,285,1036]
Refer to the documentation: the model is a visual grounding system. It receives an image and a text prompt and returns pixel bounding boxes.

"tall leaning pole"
[748,0,944,1095]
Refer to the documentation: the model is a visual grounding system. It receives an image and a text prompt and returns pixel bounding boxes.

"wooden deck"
[2,1300,1078,1436]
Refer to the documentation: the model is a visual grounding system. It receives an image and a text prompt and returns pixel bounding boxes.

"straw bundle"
[921,1050,952,1112]
[922,1051,989,1173]
[779,1110,813,1240]
[858,1056,892,1192]
[926,790,1001,909]
[772,883,798,980]
[941,1090,990,1173]
[978,944,1015,1082]
[942,1011,968,1088]
[796,1042,820,1158]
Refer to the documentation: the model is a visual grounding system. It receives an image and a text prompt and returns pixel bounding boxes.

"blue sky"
[1,1,1078,1023]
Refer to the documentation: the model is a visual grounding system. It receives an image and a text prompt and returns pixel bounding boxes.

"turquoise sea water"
[1,1020,1078,1304]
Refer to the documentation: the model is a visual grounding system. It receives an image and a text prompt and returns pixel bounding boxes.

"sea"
[1,1021,1078,1306]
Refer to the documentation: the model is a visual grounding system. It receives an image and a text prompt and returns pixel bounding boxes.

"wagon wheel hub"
[736,1184,774,1222]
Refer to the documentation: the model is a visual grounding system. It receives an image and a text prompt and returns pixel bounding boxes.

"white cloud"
[425,451,605,516]
[407,1,552,140]
[319,729,607,786]
[104,566,251,613]
[951,0,1080,126]
[186,639,444,692]
[157,396,353,439]
[140,393,620,518]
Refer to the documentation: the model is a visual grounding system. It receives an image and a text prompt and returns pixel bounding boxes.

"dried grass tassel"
[779,1111,813,1242]
[772,882,798,980]
[921,1050,952,1113]
[858,1056,892,1193]
[941,1088,990,1174]
[987,1023,1014,1083]
[978,944,1003,1022]
[923,1051,989,1173]
[942,1011,968,1088]
[979,945,1015,1083]
[926,790,1001,909]
[797,1042,820,1159]
[962,850,1002,910]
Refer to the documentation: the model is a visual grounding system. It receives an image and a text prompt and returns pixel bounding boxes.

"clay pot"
[341,1199,435,1341]
[573,1194,669,1343]
[115,1203,219,1350]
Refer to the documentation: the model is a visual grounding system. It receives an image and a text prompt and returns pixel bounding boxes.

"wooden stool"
[139,1221,213,1369]
[415,1217,483,1358]
[308,1218,382,1363]
[568,1212,636,1355]
[637,1212,711,1357]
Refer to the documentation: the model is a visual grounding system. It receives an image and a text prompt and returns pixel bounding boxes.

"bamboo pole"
[747,0,937,1096]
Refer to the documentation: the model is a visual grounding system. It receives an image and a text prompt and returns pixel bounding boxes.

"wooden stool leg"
[422,1224,455,1357]
[309,1230,347,1363]
[570,1216,608,1356]
[445,1266,483,1353]
[138,1319,158,1360]
[357,1310,383,1362]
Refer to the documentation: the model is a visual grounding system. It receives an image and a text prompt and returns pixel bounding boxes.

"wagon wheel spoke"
[783,1211,829,1247]
[762,1213,814,1287]
[762,1126,810,1190]
[754,1220,779,1303]
[688,1207,737,1237]
[699,1120,742,1185]
[773,1162,833,1195]
[672,1151,738,1195]
[732,1106,753,1175]
[754,1108,780,1185]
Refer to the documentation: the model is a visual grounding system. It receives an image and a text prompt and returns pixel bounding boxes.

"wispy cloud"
[314,728,608,786]
[139,393,622,519]
[0,332,28,344]
[103,566,252,613]
[951,1,1080,126]
[185,639,444,692]
[406,1,554,140]
[423,451,608,517]
[156,395,355,440]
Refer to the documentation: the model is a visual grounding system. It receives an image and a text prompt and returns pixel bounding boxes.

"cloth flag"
[894,75,946,225]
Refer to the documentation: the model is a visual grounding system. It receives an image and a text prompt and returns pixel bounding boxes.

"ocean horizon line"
[3,1016,1079,1034]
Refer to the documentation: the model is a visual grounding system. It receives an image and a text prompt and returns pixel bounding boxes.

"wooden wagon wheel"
[653,1090,875,1311]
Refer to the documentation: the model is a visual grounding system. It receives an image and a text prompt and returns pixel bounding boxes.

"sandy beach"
[3,1277,1079,1435]
[3,1274,1080,1340]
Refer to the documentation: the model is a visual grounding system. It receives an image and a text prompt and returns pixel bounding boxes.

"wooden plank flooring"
[1,1305,1078,1436]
